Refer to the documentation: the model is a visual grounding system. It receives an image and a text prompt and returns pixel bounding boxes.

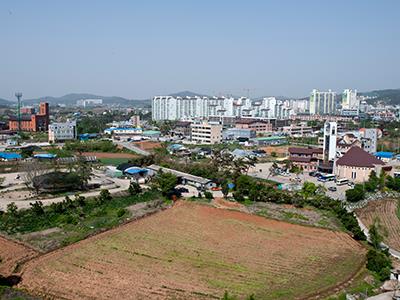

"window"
[351,171,357,179]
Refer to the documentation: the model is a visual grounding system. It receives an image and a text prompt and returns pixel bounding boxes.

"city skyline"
[1,0,400,100]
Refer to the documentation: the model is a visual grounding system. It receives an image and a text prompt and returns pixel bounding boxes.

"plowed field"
[356,199,400,251]
[0,236,38,276]
[20,202,365,300]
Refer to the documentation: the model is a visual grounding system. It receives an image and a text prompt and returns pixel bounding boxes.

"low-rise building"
[253,136,287,146]
[48,121,77,143]
[130,115,140,127]
[336,133,361,155]
[235,119,272,135]
[282,123,313,137]
[104,127,143,135]
[191,121,222,144]
[223,128,256,140]
[334,146,385,183]
[288,147,323,171]
[172,121,192,137]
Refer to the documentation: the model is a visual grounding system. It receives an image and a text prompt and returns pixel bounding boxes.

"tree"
[221,181,229,198]
[20,147,34,158]
[21,161,47,194]
[365,170,379,192]
[249,184,264,202]
[378,169,386,191]
[29,201,44,216]
[301,181,318,200]
[366,249,392,281]
[74,155,92,189]
[74,194,86,207]
[204,191,213,200]
[128,181,142,195]
[6,202,18,217]
[152,171,178,198]
[386,176,400,191]
[345,184,365,202]
[369,218,387,250]
[235,175,255,196]
[98,189,112,203]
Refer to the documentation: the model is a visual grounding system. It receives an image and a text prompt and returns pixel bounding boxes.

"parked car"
[328,186,337,192]
[347,181,355,188]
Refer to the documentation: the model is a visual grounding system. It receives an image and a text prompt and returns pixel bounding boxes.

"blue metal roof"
[0,152,22,160]
[374,152,394,158]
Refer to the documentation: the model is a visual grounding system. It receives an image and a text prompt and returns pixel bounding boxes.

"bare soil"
[0,236,38,276]
[356,199,400,252]
[133,140,162,151]
[20,201,365,300]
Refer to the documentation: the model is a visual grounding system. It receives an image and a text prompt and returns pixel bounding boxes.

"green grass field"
[99,157,130,166]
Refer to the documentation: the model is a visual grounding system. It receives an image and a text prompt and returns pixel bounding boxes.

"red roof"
[236,119,268,125]
[288,147,323,155]
[336,146,385,167]
[290,156,318,163]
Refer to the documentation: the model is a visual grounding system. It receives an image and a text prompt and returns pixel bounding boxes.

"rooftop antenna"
[15,92,22,132]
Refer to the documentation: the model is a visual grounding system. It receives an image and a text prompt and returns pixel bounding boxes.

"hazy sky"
[1,0,399,100]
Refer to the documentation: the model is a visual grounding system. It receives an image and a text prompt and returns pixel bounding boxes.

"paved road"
[114,141,150,156]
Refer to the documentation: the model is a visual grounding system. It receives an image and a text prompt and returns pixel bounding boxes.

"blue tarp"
[34,153,57,159]
[0,152,21,160]
[124,167,148,175]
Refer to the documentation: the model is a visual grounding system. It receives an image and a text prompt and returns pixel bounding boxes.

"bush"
[346,184,365,202]
[366,249,392,281]
[117,208,126,218]
[204,191,213,200]
[128,182,142,195]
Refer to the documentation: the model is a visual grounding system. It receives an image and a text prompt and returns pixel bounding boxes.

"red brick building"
[235,119,272,135]
[288,147,323,171]
[9,102,49,132]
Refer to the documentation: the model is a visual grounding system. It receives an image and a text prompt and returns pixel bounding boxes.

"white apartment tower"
[342,89,358,110]
[309,89,337,115]
[323,121,337,162]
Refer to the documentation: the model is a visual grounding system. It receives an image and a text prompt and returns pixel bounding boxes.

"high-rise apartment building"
[309,89,337,115]
[341,89,360,116]
[151,96,293,121]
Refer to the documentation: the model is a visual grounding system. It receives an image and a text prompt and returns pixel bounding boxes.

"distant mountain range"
[0,89,399,107]
[360,89,400,105]
[0,93,151,107]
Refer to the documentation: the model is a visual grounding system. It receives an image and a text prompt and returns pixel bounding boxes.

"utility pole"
[15,92,22,133]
